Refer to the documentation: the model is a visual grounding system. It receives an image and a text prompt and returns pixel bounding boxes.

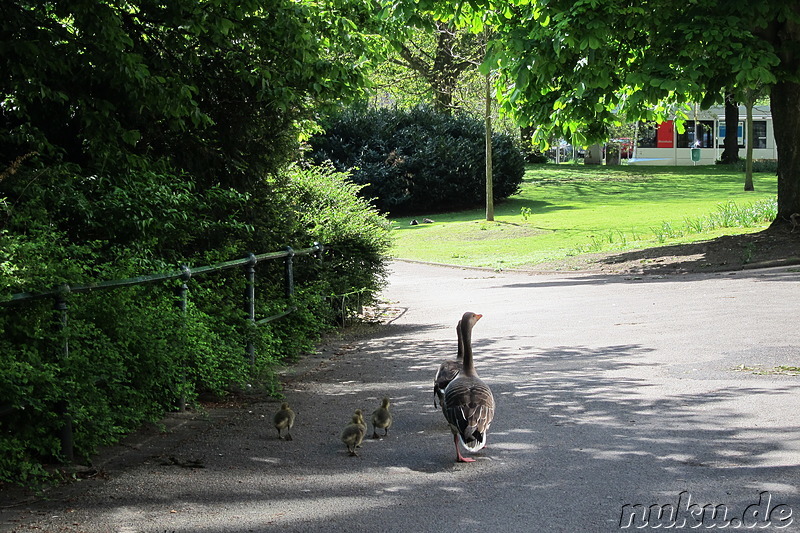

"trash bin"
[691,148,701,162]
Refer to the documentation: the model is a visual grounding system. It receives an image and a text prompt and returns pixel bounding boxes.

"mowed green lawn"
[389,165,778,269]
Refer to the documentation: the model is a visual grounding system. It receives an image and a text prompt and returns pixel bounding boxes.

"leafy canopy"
[385,0,793,146]
[2,0,382,184]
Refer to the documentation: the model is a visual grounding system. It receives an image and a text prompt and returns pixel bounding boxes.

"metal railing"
[1,243,325,461]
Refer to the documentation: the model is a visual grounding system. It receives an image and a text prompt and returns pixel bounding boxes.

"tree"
[380,19,485,114]
[1,0,379,187]
[372,16,497,219]
[720,90,741,165]
[737,84,770,192]
[744,95,756,192]
[390,0,800,223]
[1,0,385,267]
[485,71,494,221]
[0,0,393,484]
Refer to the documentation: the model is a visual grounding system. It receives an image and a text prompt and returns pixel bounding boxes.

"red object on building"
[656,121,674,148]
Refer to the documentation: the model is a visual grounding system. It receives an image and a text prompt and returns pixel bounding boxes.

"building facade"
[628,105,775,166]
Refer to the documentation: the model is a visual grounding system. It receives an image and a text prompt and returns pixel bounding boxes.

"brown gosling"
[354,409,366,447]
[341,411,366,456]
[371,397,392,439]
[273,402,295,441]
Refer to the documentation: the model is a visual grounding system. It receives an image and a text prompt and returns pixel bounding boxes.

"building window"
[676,120,714,148]
[717,121,744,148]
[753,121,767,149]
[636,122,658,148]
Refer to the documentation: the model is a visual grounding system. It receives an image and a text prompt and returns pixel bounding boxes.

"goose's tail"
[458,431,488,452]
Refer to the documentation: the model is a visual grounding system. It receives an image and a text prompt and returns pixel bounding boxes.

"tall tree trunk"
[771,80,800,223]
[721,91,740,164]
[485,72,494,222]
[744,97,754,191]
[432,22,457,114]
[394,21,482,116]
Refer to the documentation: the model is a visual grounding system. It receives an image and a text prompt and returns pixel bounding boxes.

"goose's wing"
[434,360,461,407]
[434,360,461,390]
[443,377,495,448]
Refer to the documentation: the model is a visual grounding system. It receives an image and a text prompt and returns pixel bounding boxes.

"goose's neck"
[461,322,477,376]
[456,326,464,361]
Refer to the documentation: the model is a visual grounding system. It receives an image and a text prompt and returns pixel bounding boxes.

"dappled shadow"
[10,316,800,532]
[498,198,577,218]
[483,265,800,291]
[517,270,798,290]
[390,198,576,231]
[520,164,775,201]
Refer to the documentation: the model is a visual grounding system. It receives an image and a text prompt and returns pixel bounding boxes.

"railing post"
[177,265,191,412]
[179,265,191,314]
[244,253,257,367]
[54,284,74,463]
[284,246,295,299]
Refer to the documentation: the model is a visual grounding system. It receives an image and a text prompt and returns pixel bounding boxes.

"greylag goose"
[433,321,463,408]
[273,402,295,440]
[341,410,366,456]
[443,311,495,463]
[371,397,393,439]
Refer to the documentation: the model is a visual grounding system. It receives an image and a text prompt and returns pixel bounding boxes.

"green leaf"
[121,130,141,146]
[218,17,234,35]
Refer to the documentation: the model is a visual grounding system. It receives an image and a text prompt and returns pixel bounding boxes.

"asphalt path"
[3,260,800,532]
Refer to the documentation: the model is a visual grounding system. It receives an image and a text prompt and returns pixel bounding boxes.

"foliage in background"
[308,106,525,214]
[385,0,800,219]
[736,159,779,174]
[368,17,522,139]
[380,19,484,114]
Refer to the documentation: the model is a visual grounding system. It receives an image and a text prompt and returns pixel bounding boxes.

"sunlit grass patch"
[390,165,777,269]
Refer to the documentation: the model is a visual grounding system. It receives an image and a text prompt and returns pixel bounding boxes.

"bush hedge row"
[0,162,390,487]
[308,106,526,214]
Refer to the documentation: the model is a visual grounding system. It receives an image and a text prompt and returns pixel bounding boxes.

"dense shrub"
[0,0,389,489]
[308,106,526,214]
[0,162,390,486]
[277,163,392,297]
[716,159,778,173]
[745,159,779,173]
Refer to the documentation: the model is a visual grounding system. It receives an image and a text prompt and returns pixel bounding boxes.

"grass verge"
[389,164,777,269]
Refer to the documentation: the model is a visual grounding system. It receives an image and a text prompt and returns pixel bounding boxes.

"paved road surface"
[3,261,800,532]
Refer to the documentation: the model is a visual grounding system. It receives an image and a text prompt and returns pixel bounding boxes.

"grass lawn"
[389,164,778,269]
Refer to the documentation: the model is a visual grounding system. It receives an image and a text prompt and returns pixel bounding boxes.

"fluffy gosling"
[341,410,366,456]
[273,402,295,441]
[371,397,392,439]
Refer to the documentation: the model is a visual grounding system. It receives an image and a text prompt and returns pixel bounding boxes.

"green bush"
[277,163,392,298]
[308,106,526,214]
[716,159,778,173]
[747,159,779,173]
[0,162,390,487]
[0,0,390,488]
